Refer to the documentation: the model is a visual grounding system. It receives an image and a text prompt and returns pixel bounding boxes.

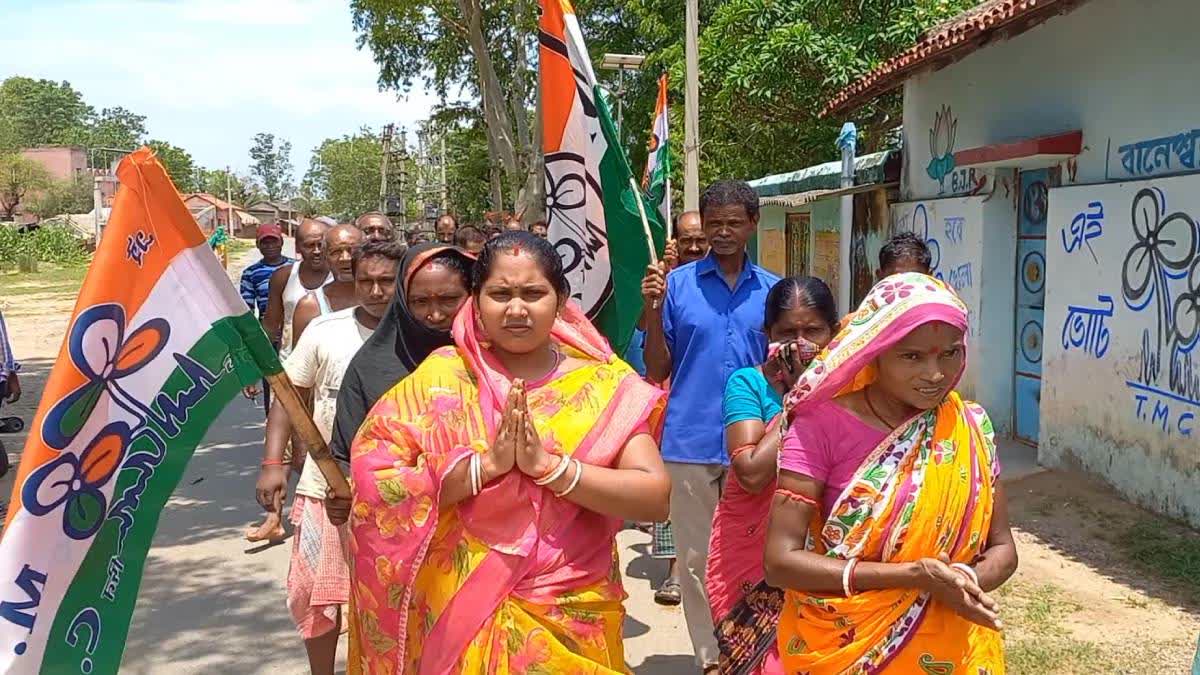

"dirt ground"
[1002,471,1200,673]
[2,252,1198,674]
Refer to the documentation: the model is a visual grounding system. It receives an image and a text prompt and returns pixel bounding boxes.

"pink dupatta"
[349,301,664,674]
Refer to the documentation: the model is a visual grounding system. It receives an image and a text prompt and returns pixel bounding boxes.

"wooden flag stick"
[265,371,352,500]
[629,176,662,309]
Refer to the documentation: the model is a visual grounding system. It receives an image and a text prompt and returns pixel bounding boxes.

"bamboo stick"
[264,371,351,499]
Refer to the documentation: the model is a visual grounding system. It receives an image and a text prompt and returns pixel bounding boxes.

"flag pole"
[629,176,662,309]
[265,372,351,499]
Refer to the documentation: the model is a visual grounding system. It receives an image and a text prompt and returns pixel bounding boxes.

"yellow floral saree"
[776,274,1005,673]
[348,301,664,674]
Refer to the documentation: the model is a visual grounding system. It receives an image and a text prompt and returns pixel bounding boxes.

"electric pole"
[684,0,700,210]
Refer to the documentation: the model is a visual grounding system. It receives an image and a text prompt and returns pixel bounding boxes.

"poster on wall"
[1044,174,1199,517]
[811,231,840,299]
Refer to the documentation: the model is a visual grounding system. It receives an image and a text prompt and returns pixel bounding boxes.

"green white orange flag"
[642,74,672,227]
[0,148,279,674]
[540,0,666,356]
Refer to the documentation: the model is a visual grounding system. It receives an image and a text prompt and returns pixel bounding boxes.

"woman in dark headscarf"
[330,242,474,464]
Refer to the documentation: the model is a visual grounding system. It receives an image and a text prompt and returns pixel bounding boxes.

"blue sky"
[0,0,448,180]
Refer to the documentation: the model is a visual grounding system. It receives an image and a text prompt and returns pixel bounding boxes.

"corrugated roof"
[823,0,1092,116]
[759,182,900,207]
[749,150,898,198]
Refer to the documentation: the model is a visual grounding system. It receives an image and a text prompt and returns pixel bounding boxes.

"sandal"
[0,417,22,433]
[654,578,681,606]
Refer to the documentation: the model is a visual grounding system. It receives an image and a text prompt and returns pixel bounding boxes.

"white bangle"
[554,459,583,498]
[950,562,979,587]
[470,454,481,496]
[533,455,570,486]
[841,558,858,597]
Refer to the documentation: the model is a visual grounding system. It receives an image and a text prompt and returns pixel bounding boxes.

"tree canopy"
[0,154,53,219]
[147,140,199,193]
[249,133,295,201]
[302,128,386,222]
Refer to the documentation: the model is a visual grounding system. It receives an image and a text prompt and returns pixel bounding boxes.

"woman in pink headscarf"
[347,232,671,674]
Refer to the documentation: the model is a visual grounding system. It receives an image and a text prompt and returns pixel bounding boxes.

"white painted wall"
[891,194,1018,433]
[887,0,1200,520]
[1044,173,1200,525]
[900,0,1200,202]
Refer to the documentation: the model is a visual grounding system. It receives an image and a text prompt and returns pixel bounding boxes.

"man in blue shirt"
[642,180,779,672]
[240,223,294,316]
[239,223,293,414]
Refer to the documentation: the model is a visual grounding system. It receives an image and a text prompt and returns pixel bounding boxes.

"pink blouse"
[779,400,889,519]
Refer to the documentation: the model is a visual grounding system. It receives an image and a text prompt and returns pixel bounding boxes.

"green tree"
[147,140,199,192]
[423,106,493,222]
[26,174,94,219]
[351,0,539,216]
[0,154,53,219]
[0,77,94,151]
[248,132,295,201]
[582,0,974,183]
[302,128,385,222]
[87,106,146,151]
[196,168,260,206]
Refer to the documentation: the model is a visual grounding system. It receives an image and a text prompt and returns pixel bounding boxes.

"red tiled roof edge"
[821,0,1091,117]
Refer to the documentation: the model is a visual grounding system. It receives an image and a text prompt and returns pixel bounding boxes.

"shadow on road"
[633,654,696,674]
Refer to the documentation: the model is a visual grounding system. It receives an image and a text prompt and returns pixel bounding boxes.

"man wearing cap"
[240,223,294,414]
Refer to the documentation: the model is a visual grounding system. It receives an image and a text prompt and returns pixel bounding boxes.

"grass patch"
[0,265,87,297]
[1116,518,1200,603]
[1001,582,1104,674]
[1007,636,1111,674]
[227,238,254,256]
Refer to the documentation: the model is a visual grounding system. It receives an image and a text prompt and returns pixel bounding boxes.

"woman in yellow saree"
[763,273,1018,673]
[348,232,671,674]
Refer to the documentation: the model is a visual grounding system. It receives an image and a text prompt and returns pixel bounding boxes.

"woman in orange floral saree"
[348,232,670,674]
[763,273,1018,674]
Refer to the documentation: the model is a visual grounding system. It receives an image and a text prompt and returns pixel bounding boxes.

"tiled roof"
[184,192,239,211]
[822,0,1091,116]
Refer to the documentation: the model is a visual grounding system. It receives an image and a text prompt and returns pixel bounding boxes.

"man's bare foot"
[244,511,286,543]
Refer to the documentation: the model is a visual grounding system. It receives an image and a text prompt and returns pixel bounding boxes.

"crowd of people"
[237,180,1017,674]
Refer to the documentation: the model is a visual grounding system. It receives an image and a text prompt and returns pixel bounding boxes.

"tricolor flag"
[0,148,279,674]
[540,0,666,356]
[642,74,672,227]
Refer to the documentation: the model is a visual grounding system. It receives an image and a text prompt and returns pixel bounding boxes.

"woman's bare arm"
[968,482,1018,591]
[727,415,781,494]
[764,470,1002,629]
[547,433,671,522]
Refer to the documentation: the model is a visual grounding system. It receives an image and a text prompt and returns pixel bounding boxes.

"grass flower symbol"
[21,303,170,540]
[22,421,130,539]
[41,304,170,450]
[1120,188,1196,356]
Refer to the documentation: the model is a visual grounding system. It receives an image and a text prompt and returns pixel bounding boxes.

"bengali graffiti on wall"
[1120,186,1200,436]
[1061,201,1104,263]
[1109,129,1200,179]
[890,198,981,338]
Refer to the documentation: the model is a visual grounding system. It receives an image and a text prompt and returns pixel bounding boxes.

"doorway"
[785,212,810,276]
[1013,169,1050,446]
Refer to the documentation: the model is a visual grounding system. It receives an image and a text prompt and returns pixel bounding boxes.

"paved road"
[116,242,696,673]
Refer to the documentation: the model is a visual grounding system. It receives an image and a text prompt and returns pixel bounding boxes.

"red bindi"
[510,245,522,256]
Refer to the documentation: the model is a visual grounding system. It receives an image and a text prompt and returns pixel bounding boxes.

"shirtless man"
[291,224,364,342]
[256,240,403,675]
[244,219,332,543]
[263,219,333,357]
[355,212,396,243]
